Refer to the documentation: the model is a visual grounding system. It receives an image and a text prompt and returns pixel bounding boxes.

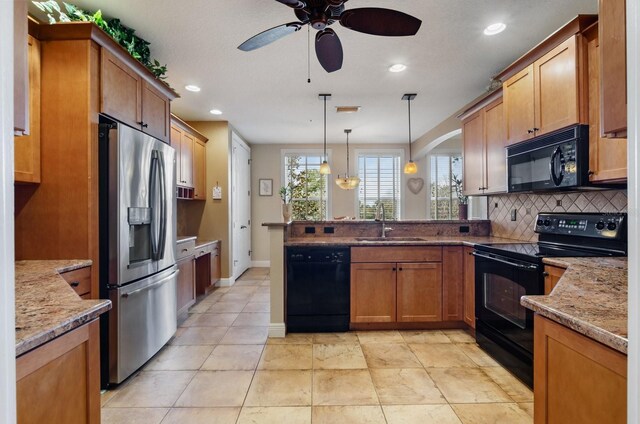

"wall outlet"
[556,199,562,207]
[324,227,335,234]
[459,225,470,233]
[305,227,316,234]
[511,209,517,221]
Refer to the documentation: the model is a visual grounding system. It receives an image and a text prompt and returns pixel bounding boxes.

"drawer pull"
[70,281,80,288]
[181,248,188,253]
[199,251,205,256]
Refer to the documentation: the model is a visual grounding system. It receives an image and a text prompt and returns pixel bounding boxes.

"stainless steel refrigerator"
[99,116,178,386]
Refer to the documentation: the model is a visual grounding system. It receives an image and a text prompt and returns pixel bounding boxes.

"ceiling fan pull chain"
[307,25,311,83]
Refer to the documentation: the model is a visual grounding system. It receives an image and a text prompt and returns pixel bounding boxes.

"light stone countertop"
[522,257,628,354]
[15,260,111,357]
[284,235,522,247]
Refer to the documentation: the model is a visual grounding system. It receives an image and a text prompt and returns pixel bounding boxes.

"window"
[357,152,402,220]
[283,152,329,221]
[429,154,463,219]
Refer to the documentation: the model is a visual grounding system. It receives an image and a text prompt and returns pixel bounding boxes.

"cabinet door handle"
[138,121,149,128]
[70,281,80,288]
[533,127,540,132]
[398,267,403,271]
[542,271,550,277]
[392,267,396,271]
[528,129,535,134]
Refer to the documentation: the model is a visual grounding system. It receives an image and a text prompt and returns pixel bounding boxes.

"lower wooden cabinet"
[397,262,442,322]
[350,263,396,323]
[211,241,221,283]
[534,314,626,424]
[60,265,92,298]
[463,247,475,328]
[17,320,100,424]
[543,265,566,295]
[176,255,195,316]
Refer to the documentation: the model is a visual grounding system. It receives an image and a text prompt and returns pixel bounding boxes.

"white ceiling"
[31,0,597,144]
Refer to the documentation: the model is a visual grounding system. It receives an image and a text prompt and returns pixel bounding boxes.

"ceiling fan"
[238,0,422,73]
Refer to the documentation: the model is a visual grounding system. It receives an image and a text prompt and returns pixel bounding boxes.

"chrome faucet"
[375,203,393,238]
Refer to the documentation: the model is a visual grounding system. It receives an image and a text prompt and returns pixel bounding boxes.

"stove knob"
[596,221,606,230]
[543,219,551,227]
[607,222,617,231]
[536,219,544,226]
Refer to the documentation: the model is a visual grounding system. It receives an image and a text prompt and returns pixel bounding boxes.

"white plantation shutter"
[357,153,402,219]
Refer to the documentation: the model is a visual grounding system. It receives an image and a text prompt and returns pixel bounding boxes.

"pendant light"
[319,94,332,175]
[336,129,361,190]
[402,93,418,174]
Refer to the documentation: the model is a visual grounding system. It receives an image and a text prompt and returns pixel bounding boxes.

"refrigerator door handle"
[149,152,160,259]
[156,150,167,261]
[121,269,178,298]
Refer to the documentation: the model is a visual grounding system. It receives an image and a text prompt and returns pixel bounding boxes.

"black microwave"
[507,125,589,192]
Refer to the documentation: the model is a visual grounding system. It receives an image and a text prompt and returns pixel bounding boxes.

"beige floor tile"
[361,343,422,369]
[220,293,254,303]
[451,403,533,424]
[443,329,476,343]
[244,370,312,406]
[169,327,228,345]
[258,344,313,370]
[409,343,477,368]
[234,279,263,286]
[175,371,254,407]
[161,407,240,424]
[383,405,463,424]
[201,345,264,371]
[428,368,513,403]
[313,344,367,369]
[249,293,270,302]
[243,302,270,312]
[457,344,501,367]
[101,407,168,424]
[312,406,386,424]
[101,389,118,407]
[370,368,446,405]
[356,331,404,344]
[482,367,533,402]
[207,301,249,313]
[313,370,379,406]
[312,332,359,344]
[518,403,534,417]
[145,345,214,371]
[189,301,215,314]
[260,281,270,287]
[400,330,452,344]
[267,333,313,344]
[182,313,239,327]
[107,371,195,407]
[233,312,270,327]
[237,407,311,424]
[228,286,258,294]
[219,326,268,345]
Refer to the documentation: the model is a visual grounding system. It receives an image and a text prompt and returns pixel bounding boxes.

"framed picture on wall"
[259,179,273,196]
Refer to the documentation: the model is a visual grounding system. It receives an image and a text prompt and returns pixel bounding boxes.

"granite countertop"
[15,260,112,357]
[521,257,628,354]
[285,235,521,247]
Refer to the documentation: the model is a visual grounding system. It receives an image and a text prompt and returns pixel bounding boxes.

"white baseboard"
[216,277,236,287]
[251,260,270,268]
[268,323,286,338]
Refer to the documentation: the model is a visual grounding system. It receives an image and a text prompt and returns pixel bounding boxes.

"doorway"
[231,132,252,280]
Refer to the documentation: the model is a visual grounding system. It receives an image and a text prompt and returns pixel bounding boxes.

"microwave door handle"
[156,151,167,260]
[149,153,160,259]
[550,147,564,186]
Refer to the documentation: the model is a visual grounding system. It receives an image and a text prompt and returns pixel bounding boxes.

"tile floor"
[101,267,534,424]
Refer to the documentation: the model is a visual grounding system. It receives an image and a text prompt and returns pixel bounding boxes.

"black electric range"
[473,212,627,387]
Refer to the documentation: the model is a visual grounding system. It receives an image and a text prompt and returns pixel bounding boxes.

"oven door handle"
[471,251,539,271]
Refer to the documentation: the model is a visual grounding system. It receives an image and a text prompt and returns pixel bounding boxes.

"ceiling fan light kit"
[238,0,422,73]
[402,93,418,175]
[319,94,332,175]
[336,129,360,190]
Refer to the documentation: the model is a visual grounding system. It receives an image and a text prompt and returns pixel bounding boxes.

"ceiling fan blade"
[340,7,422,36]
[315,28,343,73]
[275,0,306,8]
[238,22,304,51]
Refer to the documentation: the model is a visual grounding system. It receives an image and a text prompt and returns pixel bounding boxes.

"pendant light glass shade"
[336,129,360,190]
[402,94,418,175]
[319,94,331,175]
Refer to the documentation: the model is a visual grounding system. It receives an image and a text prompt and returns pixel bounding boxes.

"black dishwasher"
[286,247,350,332]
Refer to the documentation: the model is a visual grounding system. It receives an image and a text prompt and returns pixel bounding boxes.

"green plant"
[451,157,468,205]
[32,1,168,80]
[279,186,292,204]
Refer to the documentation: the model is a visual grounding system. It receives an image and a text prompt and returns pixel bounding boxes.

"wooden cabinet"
[195,241,221,295]
[212,241,221,284]
[461,92,506,195]
[14,0,29,134]
[177,256,196,316]
[543,264,566,295]
[15,34,41,184]
[599,0,627,137]
[60,266,92,299]
[442,246,464,322]
[194,139,207,199]
[350,263,397,323]
[503,35,588,145]
[17,320,100,424]
[534,314,626,424]
[101,50,172,143]
[585,23,627,183]
[463,247,475,329]
[180,132,195,187]
[397,262,443,322]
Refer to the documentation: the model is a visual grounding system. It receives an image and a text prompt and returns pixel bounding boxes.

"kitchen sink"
[355,237,426,242]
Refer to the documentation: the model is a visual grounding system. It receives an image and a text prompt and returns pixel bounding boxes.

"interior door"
[232,133,252,279]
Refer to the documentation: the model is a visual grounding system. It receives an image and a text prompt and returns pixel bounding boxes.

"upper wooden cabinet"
[180,132,195,188]
[101,50,172,143]
[461,92,506,196]
[15,35,41,184]
[14,1,29,134]
[171,115,208,195]
[504,65,535,145]
[194,139,207,200]
[599,0,627,137]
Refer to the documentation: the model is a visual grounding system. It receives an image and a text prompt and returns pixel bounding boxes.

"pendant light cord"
[346,131,350,176]
[408,97,412,161]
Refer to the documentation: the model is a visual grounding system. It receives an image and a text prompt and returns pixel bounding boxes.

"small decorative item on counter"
[279,185,293,222]
[452,164,469,220]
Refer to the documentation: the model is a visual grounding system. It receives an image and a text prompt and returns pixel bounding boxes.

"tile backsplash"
[489,190,628,241]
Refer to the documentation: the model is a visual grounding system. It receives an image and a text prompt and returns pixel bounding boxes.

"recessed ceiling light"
[209,109,223,115]
[336,106,361,113]
[389,64,407,73]
[185,85,201,92]
[484,23,506,36]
